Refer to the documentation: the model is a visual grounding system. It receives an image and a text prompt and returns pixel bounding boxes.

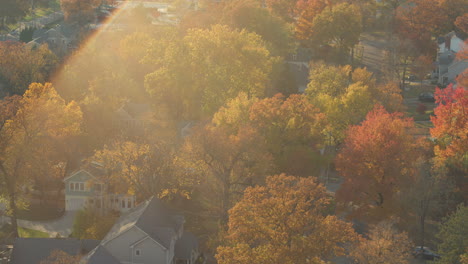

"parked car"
[413,246,441,260]
[419,92,435,103]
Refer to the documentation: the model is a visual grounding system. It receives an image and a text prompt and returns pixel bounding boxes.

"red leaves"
[430,84,468,172]
[336,105,417,221]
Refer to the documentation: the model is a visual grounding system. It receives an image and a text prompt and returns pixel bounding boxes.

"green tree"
[216,174,358,264]
[436,205,468,264]
[306,64,403,144]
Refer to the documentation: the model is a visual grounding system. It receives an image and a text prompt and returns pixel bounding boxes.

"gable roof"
[10,238,99,264]
[63,169,96,182]
[175,232,198,260]
[64,162,106,182]
[101,197,184,249]
[85,245,121,264]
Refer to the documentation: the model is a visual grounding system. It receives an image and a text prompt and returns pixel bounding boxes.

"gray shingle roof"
[101,197,184,249]
[10,238,99,264]
[86,245,121,264]
[175,232,198,260]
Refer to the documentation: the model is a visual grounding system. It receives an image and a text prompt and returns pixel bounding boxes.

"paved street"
[359,33,390,77]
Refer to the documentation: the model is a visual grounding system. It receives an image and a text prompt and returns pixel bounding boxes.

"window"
[79,183,84,191]
[127,200,131,208]
[135,249,141,256]
[69,183,74,191]
[122,200,125,208]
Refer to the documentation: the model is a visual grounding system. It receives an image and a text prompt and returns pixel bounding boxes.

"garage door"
[66,198,85,211]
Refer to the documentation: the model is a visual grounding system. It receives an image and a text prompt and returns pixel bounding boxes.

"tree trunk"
[9,192,19,238]
[221,174,230,224]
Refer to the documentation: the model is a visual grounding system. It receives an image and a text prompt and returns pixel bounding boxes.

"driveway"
[16,211,76,238]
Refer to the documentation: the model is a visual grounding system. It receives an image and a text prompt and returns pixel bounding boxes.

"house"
[28,24,78,56]
[435,31,468,85]
[10,238,99,264]
[10,198,201,264]
[82,197,200,264]
[114,102,156,135]
[64,162,136,213]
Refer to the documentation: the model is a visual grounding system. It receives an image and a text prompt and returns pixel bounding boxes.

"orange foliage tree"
[335,105,418,221]
[350,221,413,264]
[430,84,468,175]
[294,0,330,41]
[216,174,358,264]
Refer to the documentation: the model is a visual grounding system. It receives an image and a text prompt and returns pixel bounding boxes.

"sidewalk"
[1,211,76,238]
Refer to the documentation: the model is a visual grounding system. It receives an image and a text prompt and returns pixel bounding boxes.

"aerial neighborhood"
[0,0,466,263]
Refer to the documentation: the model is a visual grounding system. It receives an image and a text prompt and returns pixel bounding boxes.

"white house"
[435,32,468,85]
[82,197,201,264]
[63,162,136,213]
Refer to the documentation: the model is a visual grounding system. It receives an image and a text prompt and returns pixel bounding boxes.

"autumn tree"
[0,83,82,237]
[455,13,468,34]
[248,94,326,176]
[60,0,100,25]
[350,221,413,264]
[335,105,418,221]
[295,0,330,41]
[306,64,404,144]
[144,25,277,120]
[71,207,117,240]
[92,140,178,201]
[0,0,28,32]
[430,85,468,200]
[436,204,468,264]
[39,250,81,264]
[431,85,467,172]
[216,174,358,264]
[219,0,295,56]
[438,0,468,34]
[0,42,58,94]
[264,0,298,22]
[179,123,272,222]
[395,0,445,55]
[300,3,362,58]
[212,93,326,176]
[411,55,434,87]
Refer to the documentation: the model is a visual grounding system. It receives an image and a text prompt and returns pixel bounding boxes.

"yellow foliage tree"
[0,83,82,237]
[216,174,358,264]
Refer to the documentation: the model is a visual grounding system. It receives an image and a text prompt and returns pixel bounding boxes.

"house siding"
[133,237,167,264]
[104,226,166,264]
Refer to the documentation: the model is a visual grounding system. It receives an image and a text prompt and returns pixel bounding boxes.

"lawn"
[17,203,64,221]
[19,227,49,238]
[0,224,49,239]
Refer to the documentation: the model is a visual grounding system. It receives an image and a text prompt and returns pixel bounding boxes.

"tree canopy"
[335,105,418,221]
[216,174,358,264]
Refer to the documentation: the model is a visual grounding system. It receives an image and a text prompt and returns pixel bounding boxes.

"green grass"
[18,227,49,238]
[0,224,49,239]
